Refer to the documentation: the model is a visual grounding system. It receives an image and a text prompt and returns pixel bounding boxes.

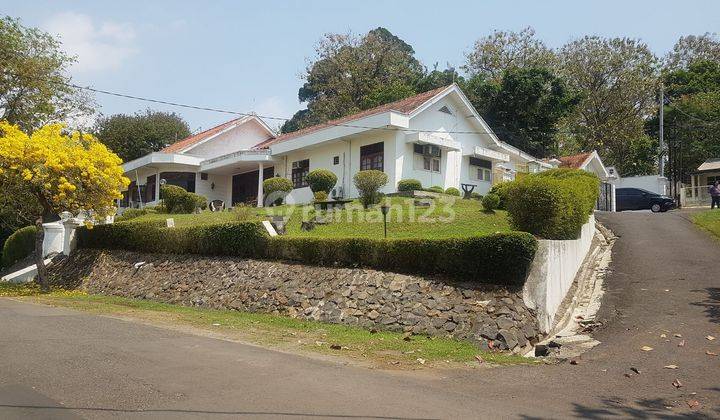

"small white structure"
[607,166,669,196]
[118,84,552,210]
[682,158,720,207]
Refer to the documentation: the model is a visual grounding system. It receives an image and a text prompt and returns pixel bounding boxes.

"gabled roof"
[254,85,452,149]
[162,115,273,154]
[698,158,720,172]
[558,152,593,169]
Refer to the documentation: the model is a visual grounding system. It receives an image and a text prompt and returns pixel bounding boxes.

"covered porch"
[199,150,276,207]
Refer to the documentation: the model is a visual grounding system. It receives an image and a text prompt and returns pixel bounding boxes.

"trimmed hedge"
[263,177,293,205]
[2,225,36,268]
[161,185,206,213]
[78,223,537,286]
[482,193,500,212]
[488,182,512,210]
[306,169,337,193]
[506,168,599,240]
[426,186,444,193]
[354,170,388,208]
[397,179,422,192]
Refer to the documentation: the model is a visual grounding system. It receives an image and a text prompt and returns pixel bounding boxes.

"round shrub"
[488,182,512,209]
[263,177,294,206]
[470,192,483,200]
[426,186,444,194]
[2,226,36,268]
[117,208,156,221]
[397,179,422,192]
[445,187,460,196]
[313,191,328,201]
[353,170,388,208]
[305,169,337,193]
[482,193,500,212]
[160,185,188,213]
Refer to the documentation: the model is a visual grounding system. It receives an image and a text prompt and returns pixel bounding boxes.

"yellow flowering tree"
[0,122,129,290]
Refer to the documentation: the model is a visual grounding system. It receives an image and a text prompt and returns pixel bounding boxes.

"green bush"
[78,222,537,286]
[444,187,460,196]
[263,177,294,206]
[159,185,206,213]
[470,192,483,200]
[306,169,337,193]
[117,207,156,222]
[397,179,422,192]
[426,186,444,193]
[313,191,328,201]
[354,170,388,208]
[482,193,500,212]
[488,182,512,210]
[506,169,599,240]
[2,226,36,268]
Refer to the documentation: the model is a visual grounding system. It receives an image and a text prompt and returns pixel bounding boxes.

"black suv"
[616,188,676,212]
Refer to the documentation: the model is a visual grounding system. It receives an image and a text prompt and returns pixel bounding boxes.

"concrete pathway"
[0,211,718,419]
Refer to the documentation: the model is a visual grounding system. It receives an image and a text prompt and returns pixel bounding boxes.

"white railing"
[680,186,711,207]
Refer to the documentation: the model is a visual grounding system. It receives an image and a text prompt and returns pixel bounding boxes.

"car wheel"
[651,203,661,213]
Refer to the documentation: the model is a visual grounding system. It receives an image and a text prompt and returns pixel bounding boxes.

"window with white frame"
[291,159,309,188]
[413,144,441,173]
[469,157,492,182]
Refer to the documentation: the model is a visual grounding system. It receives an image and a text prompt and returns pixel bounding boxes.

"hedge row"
[77,222,537,286]
[1,225,36,268]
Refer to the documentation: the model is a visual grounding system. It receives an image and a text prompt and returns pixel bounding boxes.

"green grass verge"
[692,210,720,239]
[124,197,510,239]
[0,282,531,368]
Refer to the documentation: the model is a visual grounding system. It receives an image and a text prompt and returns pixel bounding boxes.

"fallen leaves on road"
[641,346,654,351]
[706,335,716,341]
[664,365,679,369]
[330,344,342,350]
[706,350,718,356]
[660,333,667,338]
[570,359,579,365]
[674,333,682,338]
[623,373,633,378]
[672,379,683,389]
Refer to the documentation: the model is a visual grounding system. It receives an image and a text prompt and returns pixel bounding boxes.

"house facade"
[681,158,720,207]
[118,84,552,210]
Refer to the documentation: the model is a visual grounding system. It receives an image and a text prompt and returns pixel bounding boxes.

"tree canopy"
[93,109,191,162]
[0,16,94,132]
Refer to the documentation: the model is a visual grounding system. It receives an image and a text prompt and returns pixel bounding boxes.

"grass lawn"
[123,196,511,239]
[692,209,720,239]
[0,282,532,369]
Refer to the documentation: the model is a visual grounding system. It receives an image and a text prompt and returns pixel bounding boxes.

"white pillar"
[257,162,264,207]
[42,222,65,257]
[155,169,161,202]
[61,219,83,256]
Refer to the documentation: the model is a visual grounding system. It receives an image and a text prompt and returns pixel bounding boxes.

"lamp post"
[380,204,390,238]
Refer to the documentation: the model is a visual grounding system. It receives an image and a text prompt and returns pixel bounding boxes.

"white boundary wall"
[522,214,596,333]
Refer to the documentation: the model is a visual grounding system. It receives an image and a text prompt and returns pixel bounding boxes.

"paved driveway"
[0,211,718,419]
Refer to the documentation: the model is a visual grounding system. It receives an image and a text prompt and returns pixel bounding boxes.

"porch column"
[691,174,696,199]
[155,169,161,202]
[257,162,264,207]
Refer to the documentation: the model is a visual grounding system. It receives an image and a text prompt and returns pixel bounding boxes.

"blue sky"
[3,0,720,132]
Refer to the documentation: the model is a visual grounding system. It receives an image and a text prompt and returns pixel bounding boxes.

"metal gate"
[596,182,613,211]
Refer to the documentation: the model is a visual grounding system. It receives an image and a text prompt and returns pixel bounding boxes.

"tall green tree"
[281,28,424,133]
[557,36,660,171]
[0,16,93,132]
[463,27,556,83]
[93,109,191,162]
[462,68,577,157]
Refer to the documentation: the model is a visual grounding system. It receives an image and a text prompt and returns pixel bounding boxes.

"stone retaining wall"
[50,249,541,352]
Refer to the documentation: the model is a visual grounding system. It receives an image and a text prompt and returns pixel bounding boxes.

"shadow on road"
[520,396,714,419]
[691,287,720,324]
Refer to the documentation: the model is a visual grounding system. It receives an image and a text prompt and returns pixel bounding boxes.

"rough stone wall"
[51,250,540,352]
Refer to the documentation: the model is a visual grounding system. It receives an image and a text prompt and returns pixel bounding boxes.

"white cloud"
[43,12,138,73]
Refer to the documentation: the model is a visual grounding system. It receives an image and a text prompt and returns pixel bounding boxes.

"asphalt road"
[1,211,719,419]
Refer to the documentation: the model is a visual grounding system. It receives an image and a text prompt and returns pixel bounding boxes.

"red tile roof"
[558,152,592,169]
[254,85,452,149]
[161,117,247,153]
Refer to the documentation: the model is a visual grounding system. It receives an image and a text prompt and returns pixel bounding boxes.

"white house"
[118,84,553,209]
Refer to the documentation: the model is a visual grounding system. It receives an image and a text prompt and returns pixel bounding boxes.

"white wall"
[195,173,232,204]
[184,119,273,159]
[611,175,669,196]
[522,214,596,333]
